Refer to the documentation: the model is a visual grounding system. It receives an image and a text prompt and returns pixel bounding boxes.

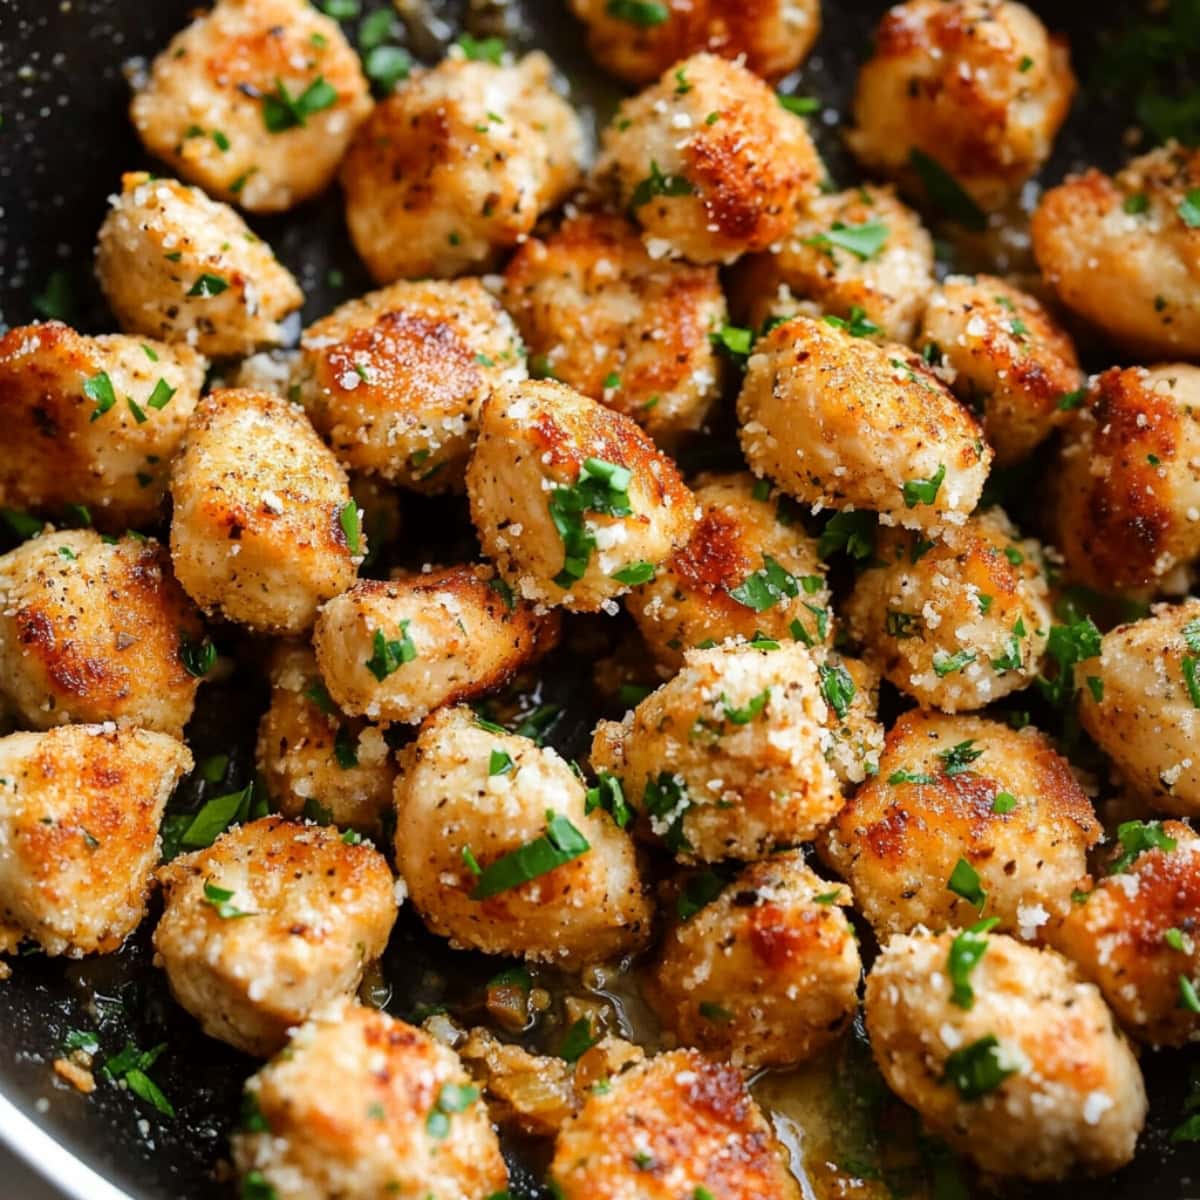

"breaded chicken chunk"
[569,0,820,84]
[466,380,695,612]
[1050,820,1199,1047]
[920,275,1083,465]
[733,184,935,344]
[312,564,558,725]
[394,705,651,966]
[129,0,371,212]
[255,642,395,834]
[1051,366,1200,595]
[1077,599,1200,817]
[502,211,726,444]
[550,1048,801,1200]
[849,0,1075,210]
[169,388,359,633]
[233,1000,507,1200]
[590,642,842,862]
[0,323,205,530]
[341,52,583,282]
[625,472,833,670]
[96,172,303,359]
[154,816,397,1056]
[293,279,526,492]
[646,853,860,1068]
[1033,143,1200,358]
[0,724,191,958]
[0,530,203,735]
[845,507,1052,711]
[866,931,1145,1179]
[823,710,1100,939]
[594,53,823,264]
[737,316,990,531]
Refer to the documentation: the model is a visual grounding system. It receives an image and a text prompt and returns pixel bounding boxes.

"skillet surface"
[0,1,1198,1197]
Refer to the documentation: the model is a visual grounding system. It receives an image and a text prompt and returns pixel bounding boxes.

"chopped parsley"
[364,622,417,680]
[823,305,881,338]
[908,148,987,232]
[339,499,361,555]
[585,771,632,829]
[548,457,633,588]
[604,0,668,23]
[1123,192,1150,215]
[186,273,228,297]
[426,1082,479,1138]
[558,1018,597,1063]
[676,868,729,921]
[147,378,176,410]
[630,159,694,208]
[83,371,116,422]
[1180,189,1200,229]
[721,689,770,725]
[364,44,411,94]
[728,554,800,612]
[991,792,1017,814]
[611,560,656,585]
[818,510,876,561]
[1037,617,1102,706]
[1056,387,1087,411]
[179,633,217,677]
[488,748,515,777]
[888,767,936,786]
[938,739,983,776]
[333,725,358,769]
[947,858,986,910]
[262,76,337,133]
[778,93,820,115]
[102,1040,175,1118]
[455,34,505,63]
[991,617,1027,673]
[643,773,690,853]
[948,916,1000,1009]
[709,323,755,362]
[932,648,976,677]
[1107,820,1177,874]
[202,881,255,920]
[469,812,590,899]
[819,663,855,720]
[803,219,889,261]
[902,463,946,509]
[942,1034,1019,1100]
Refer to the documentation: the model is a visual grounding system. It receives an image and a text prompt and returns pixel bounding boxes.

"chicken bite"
[0,323,205,530]
[646,853,860,1068]
[1077,599,1200,817]
[292,278,526,492]
[255,642,395,834]
[1049,820,1199,1047]
[0,724,191,958]
[394,705,651,966]
[625,472,833,670]
[96,172,303,360]
[129,0,371,212]
[1032,143,1200,358]
[550,1048,801,1200]
[590,642,842,862]
[502,211,726,445]
[233,999,507,1200]
[154,816,397,1056]
[737,316,990,531]
[0,529,204,736]
[466,380,695,612]
[822,710,1100,939]
[845,507,1051,711]
[341,51,583,282]
[594,53,823,264]
[1050,365,1200,595]
[866,931,1145,1179]
[169,388,359,634]
[732,184,935,345]
[919,274,1083,465]
[849,0,1075,211]
[312,564,558,725]
[569,0,820,85]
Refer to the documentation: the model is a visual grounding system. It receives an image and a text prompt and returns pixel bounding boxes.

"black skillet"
[0,0,1197,1197]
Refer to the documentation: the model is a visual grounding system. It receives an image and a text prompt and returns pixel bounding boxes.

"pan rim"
[0,1088,134,1200]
